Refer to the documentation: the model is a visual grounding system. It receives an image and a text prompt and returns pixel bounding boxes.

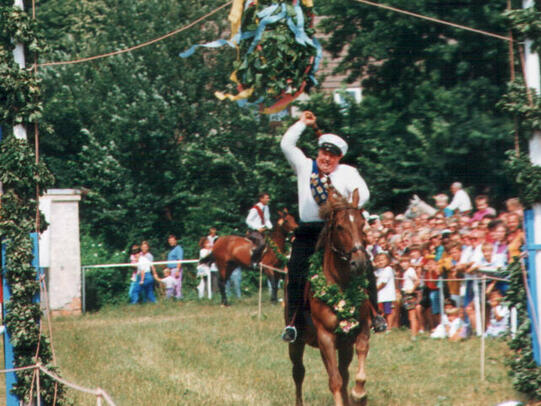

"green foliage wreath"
[308,251,369,336]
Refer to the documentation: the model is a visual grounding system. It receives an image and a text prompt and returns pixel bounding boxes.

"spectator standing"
[423,256,441,329]
[374,252,397,329]
[196,237,212,299]
[128,244,140,303]
[131,241,156,304]
[166,234,184,300]
[439,243,464,308]
[446,182,472,215]
[505,198,524,220]
[400,254,421,340]
[471,195,496,223]
[226,267,242,299]
[381,211,395,233]
[151,268,176,299]
[506,212,524,260]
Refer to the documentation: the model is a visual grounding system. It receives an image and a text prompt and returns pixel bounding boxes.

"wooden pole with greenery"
[0,0,66,403]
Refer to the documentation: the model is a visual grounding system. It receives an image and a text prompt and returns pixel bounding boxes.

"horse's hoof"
[351,390,367,405]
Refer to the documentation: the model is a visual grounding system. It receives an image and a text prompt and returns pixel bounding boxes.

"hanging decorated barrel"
[180,0,322,114]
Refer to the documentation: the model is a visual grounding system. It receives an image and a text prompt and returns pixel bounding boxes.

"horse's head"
[277,208,299,234]
[319,188,369,273]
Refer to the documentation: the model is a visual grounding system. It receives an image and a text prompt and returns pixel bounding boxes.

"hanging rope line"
[351,0,513,42]
[37,0,513,69]
[39,1,232,67]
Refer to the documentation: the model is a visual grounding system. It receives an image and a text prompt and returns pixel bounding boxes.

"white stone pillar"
[39,189,82,315]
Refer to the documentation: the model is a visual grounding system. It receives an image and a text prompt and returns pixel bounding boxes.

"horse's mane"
[318,192,351,221]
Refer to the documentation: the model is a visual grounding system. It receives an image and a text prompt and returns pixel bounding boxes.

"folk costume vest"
[310,160,331,206]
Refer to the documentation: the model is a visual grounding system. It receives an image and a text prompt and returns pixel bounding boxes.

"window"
[333,87,362,107]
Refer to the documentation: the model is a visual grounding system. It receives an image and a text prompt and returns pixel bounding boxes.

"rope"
[38,365,116,405]
[258,262,287,274]
[82,259,198,270]
[39,1,232,67]
[351,0,513,42]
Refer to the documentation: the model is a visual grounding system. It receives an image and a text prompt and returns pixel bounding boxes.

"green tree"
[38,0,297,254]
[312,0,516,211]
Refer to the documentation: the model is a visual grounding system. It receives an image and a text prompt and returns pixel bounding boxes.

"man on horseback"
[246,192,273,267]
[280,111,386,343]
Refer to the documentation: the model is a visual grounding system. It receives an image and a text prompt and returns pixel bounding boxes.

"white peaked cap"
[318,133,348,156]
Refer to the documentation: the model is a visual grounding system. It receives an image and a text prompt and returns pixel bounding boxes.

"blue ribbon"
[179,31,256,58]
[247,4,287,54]
[179,39,235,58]
[178,2,323,90]
[286,3,314,47]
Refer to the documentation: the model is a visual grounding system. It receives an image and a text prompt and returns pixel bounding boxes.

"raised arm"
[280,111,316,170]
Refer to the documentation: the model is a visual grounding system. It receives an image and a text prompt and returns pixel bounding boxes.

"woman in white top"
[133,241,156,303]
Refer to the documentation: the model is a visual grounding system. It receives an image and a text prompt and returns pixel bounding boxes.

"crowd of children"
[369,194,523,341]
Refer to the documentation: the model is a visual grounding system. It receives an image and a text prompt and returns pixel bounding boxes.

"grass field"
[5,295,528,405]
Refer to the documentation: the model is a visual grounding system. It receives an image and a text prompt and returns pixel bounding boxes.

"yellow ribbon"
[302,0,313,7]
[215,87,254,101]
[229,0,245,39]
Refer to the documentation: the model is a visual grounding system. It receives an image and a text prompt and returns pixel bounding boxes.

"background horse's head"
[277,208,299,234]
[318,188,369,273]
[404,194,437,219]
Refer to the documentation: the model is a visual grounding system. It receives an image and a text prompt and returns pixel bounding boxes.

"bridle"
[327,206,366,263]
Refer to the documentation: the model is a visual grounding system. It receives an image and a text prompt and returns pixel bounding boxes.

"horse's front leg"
[351,317,370,405]
[338,343,354,404]
[318,328,347,406]
[289,341,306,406]
[270,272,279,303]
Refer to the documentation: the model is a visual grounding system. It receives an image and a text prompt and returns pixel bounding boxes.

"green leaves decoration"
[505,258,541,400]
[229,1,318,107]
[308,251,369,336]
[0,2,67,404]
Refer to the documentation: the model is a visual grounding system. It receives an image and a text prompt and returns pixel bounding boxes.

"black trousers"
[286,222,378,326]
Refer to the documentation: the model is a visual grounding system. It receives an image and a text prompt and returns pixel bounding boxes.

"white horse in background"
[404,194,439,218]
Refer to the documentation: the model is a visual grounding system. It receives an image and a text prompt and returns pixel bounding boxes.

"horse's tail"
[199,252,215,265]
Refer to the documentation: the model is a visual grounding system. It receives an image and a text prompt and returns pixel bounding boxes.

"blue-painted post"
[2,233,41,404]
[525,210,541,365]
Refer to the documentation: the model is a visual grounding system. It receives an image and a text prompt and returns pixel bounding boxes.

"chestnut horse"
[288,189,372,406]
[261,208,298,302]
[203,210,298,306]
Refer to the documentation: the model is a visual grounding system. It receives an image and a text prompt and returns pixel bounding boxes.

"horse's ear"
[352,188,360,208]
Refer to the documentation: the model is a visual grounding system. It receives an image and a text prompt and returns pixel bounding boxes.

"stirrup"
[281,325,297,343]
[372,315,387,333]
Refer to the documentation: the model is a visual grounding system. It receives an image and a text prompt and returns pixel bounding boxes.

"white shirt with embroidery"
[280,121,370,222]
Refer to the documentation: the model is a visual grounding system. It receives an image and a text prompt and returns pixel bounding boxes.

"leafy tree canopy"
[36,0,518,256]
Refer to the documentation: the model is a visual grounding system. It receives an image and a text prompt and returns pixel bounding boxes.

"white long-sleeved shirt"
[246,202,273,230]
[280,121,369,222]
[447,189,472,212]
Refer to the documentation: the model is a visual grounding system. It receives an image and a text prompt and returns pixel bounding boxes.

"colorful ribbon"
[178,1,322,111]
